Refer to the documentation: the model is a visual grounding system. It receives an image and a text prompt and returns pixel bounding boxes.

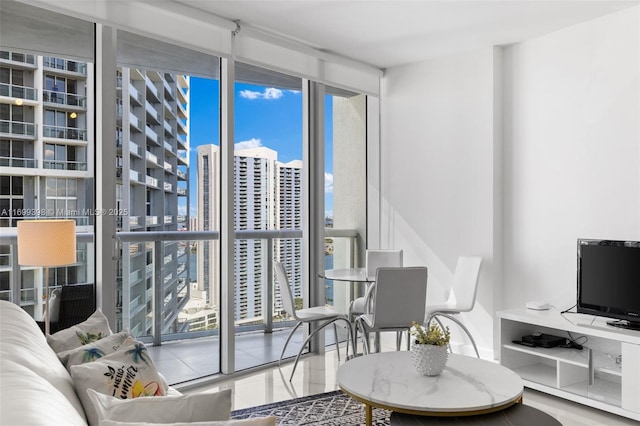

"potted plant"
[409,321,450,376]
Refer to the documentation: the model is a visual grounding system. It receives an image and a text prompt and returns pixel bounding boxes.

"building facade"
[0,51,94,318]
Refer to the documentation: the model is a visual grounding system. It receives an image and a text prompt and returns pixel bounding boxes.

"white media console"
[497,308,640,421]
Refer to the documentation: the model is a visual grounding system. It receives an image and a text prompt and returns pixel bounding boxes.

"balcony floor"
[147,326,351,385]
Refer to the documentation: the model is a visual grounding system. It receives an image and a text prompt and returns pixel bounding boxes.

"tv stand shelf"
[498,308,640,421]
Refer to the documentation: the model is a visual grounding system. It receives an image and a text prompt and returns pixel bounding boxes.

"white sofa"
[0,299,90,425]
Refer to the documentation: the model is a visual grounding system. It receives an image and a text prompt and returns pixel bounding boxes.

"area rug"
[231,390,391,425]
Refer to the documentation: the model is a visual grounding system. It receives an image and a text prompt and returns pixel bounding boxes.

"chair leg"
[279,321,303,366]
[356,318,371,355]
[332,323,340,362]
[289,318,343,381]
[431,314,480,358]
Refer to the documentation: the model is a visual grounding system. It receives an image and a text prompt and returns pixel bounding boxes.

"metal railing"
[0,119,36,137]
[0,83,37,100]
[115,228,358,345]
[43,125,87,141]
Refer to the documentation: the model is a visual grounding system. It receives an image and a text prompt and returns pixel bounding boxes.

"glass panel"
[0,47,95,312]
[115,30,220,383]
[233,62,304,371]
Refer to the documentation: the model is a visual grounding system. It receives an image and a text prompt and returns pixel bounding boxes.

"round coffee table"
[337,352,524,426]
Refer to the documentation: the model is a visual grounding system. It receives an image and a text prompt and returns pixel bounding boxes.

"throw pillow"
[87,388,234,425]
[71,340,168,426]
[47,308,113,353]
[58,330,133,370]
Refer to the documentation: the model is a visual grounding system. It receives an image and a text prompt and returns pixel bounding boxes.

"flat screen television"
[577,239,640,331]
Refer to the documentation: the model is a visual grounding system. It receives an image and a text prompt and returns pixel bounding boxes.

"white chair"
[349,249,403,320]
[425,256,482,358]
[355,266,428,354]
[275,262,354,381]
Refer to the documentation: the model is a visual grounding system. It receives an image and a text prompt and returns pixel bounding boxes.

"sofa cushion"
[48,308,113,353]
[87,388,234,425]
[0,300,87,425]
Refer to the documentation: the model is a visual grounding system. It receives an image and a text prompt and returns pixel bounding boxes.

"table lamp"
[17,219,76,335]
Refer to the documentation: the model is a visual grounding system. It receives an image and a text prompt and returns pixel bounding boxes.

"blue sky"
[187,77,334,218]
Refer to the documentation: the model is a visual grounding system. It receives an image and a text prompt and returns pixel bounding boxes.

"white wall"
[381,47,499,357]
[380,6,639,357]
[502,7,640,310]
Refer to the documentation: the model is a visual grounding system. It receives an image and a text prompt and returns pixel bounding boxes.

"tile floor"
[149,331,638,426]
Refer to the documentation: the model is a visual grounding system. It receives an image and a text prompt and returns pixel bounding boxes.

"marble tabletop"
[337,352,523,419]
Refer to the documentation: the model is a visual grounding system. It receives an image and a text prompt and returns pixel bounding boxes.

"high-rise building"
[115,67,191,336]
[0,51,94,318]
[196,145,302,327]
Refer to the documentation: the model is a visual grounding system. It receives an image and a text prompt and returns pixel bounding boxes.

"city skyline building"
[195,144,303,328]
[1,50,94,318]
[115,66,191,337]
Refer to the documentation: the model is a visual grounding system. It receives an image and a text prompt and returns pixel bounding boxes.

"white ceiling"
[172,0,638,69]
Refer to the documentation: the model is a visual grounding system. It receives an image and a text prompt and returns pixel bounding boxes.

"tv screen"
[577,239,640,330]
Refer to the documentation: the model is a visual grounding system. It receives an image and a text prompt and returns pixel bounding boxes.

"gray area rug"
[231,390,391,425]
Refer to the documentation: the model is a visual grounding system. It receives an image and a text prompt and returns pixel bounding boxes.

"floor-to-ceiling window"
[114,30,220,374]
[1,0,379,386]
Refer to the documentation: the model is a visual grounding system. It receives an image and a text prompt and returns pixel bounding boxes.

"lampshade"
[17,219,76,267]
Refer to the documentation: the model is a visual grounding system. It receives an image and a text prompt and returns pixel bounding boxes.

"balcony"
[129,141,142,157]
[177,187,187,196]
[0,119,36,138]
[43,125,87,141]
[145,100,161,124]
[0,83,37,101]
[0,156,37,168]
[43,159,88,171]
[163,182,173,192]
[43,89,86,107]
[0,51,36,66]
[43,57,87,75]
[146,175,159,188]
[146,126,159,145]
[163,161,173,173]
[146,150,160,167]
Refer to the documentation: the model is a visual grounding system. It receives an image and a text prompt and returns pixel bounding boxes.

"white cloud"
[239,90,261,100]
[239,87,283,100]
[263,88,283,99]
[235,138,263,150]
[325,172,333,193]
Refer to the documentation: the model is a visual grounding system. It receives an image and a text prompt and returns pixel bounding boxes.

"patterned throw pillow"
[57,331,133,371]
[71,339,168,426]
[47,309,113,353]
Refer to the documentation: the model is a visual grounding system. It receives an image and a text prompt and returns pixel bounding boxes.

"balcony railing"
[43,159,88,171]
[0,51,36,65]
[43,125,87,141]
[43,57,87,74]
[43,89,86,107]
[0,119,36,137]
[0,83,37,100]
[0,157,37,168]
[114,229,358,346]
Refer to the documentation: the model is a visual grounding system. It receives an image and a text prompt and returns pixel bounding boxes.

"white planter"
[410,343,448,376]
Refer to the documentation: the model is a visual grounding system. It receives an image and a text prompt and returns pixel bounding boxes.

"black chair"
[37,284,96,334]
